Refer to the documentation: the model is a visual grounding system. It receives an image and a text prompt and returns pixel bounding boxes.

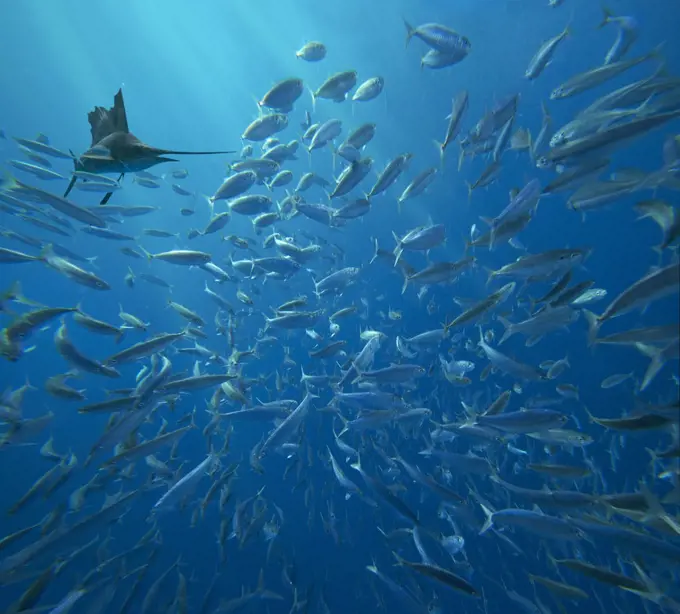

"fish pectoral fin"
[63,175,77,198]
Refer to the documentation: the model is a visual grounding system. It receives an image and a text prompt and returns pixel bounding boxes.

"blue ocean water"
[1,0,679,613]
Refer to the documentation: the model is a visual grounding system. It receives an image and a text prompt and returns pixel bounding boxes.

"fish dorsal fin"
[102,490,124,509]
[88,88,129,146]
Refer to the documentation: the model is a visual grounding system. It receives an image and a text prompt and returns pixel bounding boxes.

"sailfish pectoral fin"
[63,176,77,198]
[63,149,79,198]
[100,173,124,205]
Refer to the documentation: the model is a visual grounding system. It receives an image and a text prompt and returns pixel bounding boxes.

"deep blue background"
[1,1,679,613]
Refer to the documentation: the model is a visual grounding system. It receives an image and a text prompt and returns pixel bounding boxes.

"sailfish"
[64,88,234,204]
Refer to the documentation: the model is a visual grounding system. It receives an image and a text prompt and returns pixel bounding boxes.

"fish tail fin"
[582,309,601,346]
[433,140,445,169]
[349,451,362,473]
[336,413,350,438]
[465,181,473,202]
[540,100,552,126]
[5,281,27,306]
[583,405,596,425]
[202,193,215,218]
[597,6,614,29]
[639,481,669,523]
[401,273,410,295]
[483,266,498,287]
[0,171,18,192]
[83,451,94,468]
[457,143,466,171]
[306,86,317,114]
[38,243,55,262]
[635,342,666,392]
[649,42,666,62]
[636,94,658,118]
[479,502,495,535]
[634,202,661,225]
[403,18,415,47]
[369,237,379,264]
[418,438,435,457]
[330,146,339,176]
[441,317,451,335]
[497,316,514,345]
[139,246,153,261]
[252,95,264,117]
[391,550,406,566]
[392,231,403,266]
[256,568,266,593]
[630,561,663,600]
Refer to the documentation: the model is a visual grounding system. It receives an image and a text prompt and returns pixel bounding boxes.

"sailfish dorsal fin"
[87,88,129,146]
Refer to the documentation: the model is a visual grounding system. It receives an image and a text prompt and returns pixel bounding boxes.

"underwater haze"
[1,0,680,613]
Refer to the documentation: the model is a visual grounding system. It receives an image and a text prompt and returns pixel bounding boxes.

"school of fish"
[0,4,679,614]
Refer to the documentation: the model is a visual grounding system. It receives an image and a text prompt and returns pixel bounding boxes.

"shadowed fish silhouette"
[64,89,234,203]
